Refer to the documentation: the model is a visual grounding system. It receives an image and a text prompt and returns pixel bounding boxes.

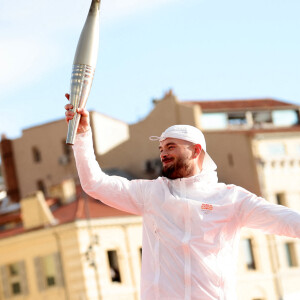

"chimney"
[21,191,57,229]
[49,179,77,205]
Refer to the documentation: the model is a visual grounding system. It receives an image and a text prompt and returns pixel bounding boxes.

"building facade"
[1,91,300,299]
[0,112,129,200]
[0,185,142,300]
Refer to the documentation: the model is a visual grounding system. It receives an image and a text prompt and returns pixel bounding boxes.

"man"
[65,100,300,300]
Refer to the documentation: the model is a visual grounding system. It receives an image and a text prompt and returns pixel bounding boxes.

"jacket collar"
[162,170,218,186]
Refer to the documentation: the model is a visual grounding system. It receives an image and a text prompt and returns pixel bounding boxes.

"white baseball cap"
[150,125,217,171]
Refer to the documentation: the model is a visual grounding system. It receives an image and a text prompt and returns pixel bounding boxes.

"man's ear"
[194,144,202,158]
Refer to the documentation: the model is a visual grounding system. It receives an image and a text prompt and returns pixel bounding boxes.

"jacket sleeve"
[72,130,145,215]
[236,186,300,238]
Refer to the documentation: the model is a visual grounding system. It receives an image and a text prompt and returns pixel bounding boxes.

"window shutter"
[34,257,45,291]
[54,253,64,287]
[18,261,29,295]
[0,265,10,298]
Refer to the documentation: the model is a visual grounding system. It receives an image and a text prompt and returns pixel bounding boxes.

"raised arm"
[64,94,145,215]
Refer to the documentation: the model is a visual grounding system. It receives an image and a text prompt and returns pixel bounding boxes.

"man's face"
[159,138,196,179]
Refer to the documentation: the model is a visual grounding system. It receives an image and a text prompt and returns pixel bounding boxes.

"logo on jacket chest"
[201,203,213,214]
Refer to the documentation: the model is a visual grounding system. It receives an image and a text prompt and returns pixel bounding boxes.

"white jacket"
[73,130,300,300]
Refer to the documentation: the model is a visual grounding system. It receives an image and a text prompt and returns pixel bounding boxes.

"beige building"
[0,182,142,300]
[1,91,300,299]
[0,113,130,200]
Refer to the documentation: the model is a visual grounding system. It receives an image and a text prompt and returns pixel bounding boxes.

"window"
[227,112,247,126]
[201,113,227,130]
[227,154,234,167]
[107,250,122,283]
[59,140,71,165]
[139,247,142,261]
[0,261,28,298]
[284,242,298,267]
[272,110,299,127]
[34,253,64,291]
[37,180,46,195]
[253,111,272,126]
[9,263,21,295]
[145,158,161,175]
[62,140,71,158]
[32,147,42,163]
[43,255,56,287]
[275,193,286,206]
[267,143,286,156]
[242,239,256,270]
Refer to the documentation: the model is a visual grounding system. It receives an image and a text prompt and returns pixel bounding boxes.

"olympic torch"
[66,0,101,145]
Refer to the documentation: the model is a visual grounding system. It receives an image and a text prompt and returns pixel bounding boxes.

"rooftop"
[0,188,134,240]
[184,98,299,111]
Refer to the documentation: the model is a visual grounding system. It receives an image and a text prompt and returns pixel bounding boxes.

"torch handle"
[66,64,95,145]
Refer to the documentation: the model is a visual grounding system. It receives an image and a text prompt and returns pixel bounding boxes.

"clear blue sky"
[1,0,300,138]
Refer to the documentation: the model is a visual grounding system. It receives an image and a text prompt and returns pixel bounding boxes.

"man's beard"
[162,157,193,180]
